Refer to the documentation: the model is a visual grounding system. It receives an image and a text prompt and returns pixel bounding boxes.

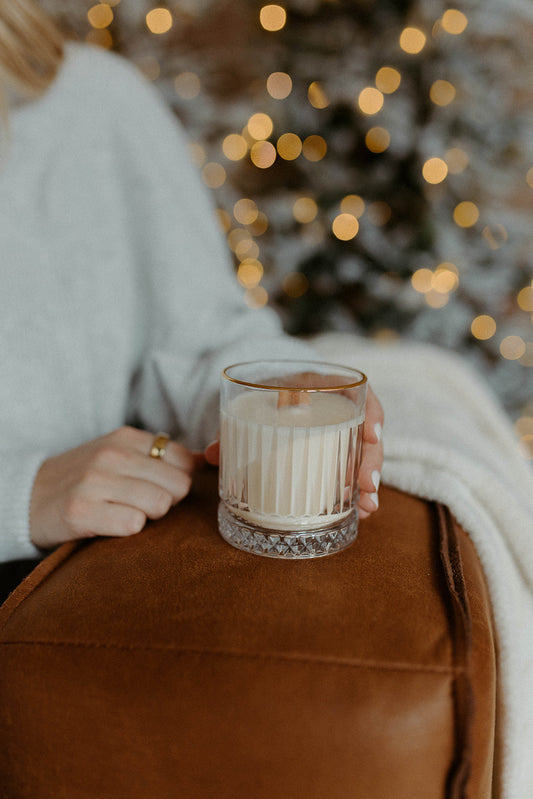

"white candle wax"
[220,391,364,531]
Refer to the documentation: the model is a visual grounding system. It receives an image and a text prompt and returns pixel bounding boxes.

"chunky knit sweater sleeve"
[0,44,314,563]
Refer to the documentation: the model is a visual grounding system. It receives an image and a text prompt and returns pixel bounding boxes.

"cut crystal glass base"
[218,503,358,559]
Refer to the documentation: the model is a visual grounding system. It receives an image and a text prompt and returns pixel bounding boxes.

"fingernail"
[372,470,381,491]
[369,492,379,509]
[374,422,383,443]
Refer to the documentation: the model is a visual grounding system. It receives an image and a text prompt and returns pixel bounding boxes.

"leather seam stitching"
[0,639,462,674]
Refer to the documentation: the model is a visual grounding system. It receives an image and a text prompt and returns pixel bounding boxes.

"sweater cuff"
[0,451,48,562]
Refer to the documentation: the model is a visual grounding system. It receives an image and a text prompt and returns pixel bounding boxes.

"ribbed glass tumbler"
[218,359,367,559]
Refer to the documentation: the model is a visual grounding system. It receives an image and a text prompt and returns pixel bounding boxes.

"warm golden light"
[267,72,292,99]
[222,134,248,161]
[237,258,264,288]
[228,228,251,253]
[174,72,201,99]
[308,81,329,109]
[453,201,479,228]
[425,291,449,308]
[201,162,226,188]
[433,264,458,292]
[517,286,533,312]
[250,141,277,168]
[302,135,327,161]
[365,127,390,153]
[399,26,427,54]
[293,197,318,223]
[375,67,401,94]
[471,315,496,340]
[86,28,113,48]
[526,167,533,189]
[247,113,274,140]
[500,336,526,360]
[283,272,309,298]
[430,80,456,106]
[332,213,359,241]
[87,3,113,28]
[146,8,173,34]
[358,87,384,115]
[422,157,448,184]
[216,208,232,232]
[445,147,469,174]
[259,4,287,31]
[244,286,269,309]
[250,212,269,236]
[411,268,433,293]
[441,9,468,35]
[234,199,258,225]
[340,195,365,218]
[277,133,302,160]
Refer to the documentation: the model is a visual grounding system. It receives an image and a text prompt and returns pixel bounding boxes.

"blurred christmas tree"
[48,0,533,450]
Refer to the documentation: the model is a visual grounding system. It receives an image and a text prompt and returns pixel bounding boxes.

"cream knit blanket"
[314,332,533,798]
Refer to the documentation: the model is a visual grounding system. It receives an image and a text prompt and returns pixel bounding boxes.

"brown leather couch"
[0,467,496,798]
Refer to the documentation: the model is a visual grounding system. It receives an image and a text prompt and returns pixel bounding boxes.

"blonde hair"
[0,0,64,98]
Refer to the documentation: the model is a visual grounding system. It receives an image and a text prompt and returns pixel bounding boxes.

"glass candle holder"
[218,359,367,559]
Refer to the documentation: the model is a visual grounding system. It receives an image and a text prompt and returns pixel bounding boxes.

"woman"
[0,0,383,563]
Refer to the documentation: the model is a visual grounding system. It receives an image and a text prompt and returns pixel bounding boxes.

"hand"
[205,383,384,520]
[30,426,201,549]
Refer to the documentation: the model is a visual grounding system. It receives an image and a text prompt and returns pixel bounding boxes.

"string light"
[222,134,248,161]
[375,67,401,94]
[259,4,287,32]
[500,335,526,360]
[293,197,318,223]
[453,201,479,228]
[471,315,497,340]
[430,80,456,106]
[237,259,264,288]
[399,27,427,54]
[244,286,269,308]
[358,87,384,115]
[146,8,173,34]
[517,286,533,312]
[441,9,468,35]
[302,135,327,161]
[332,214,359,241]
[234,199,258,225]
[250,140,277,168]
[277,133,302,160]
[267,72,292,99]
[340,195,365,217]
[174,72,201,99]
[87,3,113,28]
[247,113,274,140]
[365,127,390,153]
[308,82,329,109]
[422,157,448,184]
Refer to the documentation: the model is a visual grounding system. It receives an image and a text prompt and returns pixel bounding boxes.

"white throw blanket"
[314,332,533,798]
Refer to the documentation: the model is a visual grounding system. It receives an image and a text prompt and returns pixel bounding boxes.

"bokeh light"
[430,80,456,106]
[302,135,327,161]
[247,113,274,140]
[365,127,390,153]
[332,213,359,241]
[146,8,173,34]
[358,87,384,115]
[283,272,309,298]
[471,315,497,340]
[422,157,448,184]
[222,134,248,161]
[250,140,277,168]
[500,336,526,360]
[259,4,287,32]
[245,286,269,308]
[375,67,401,94]
[340,195,365,217]
[234,199,259,225]
[399,26,427,54]
[267,72,292,99]
[277,133,302,160]
[293,197,318,223]
[87,3,113,28]
[453,201,479,228]
[441,9,468,35]
[174,72,201,99]
[308,81,330,109]
[201,162,226,188]
[446,147,469,174]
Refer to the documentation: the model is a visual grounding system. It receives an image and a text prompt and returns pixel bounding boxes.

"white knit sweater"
[0,43,312,563]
